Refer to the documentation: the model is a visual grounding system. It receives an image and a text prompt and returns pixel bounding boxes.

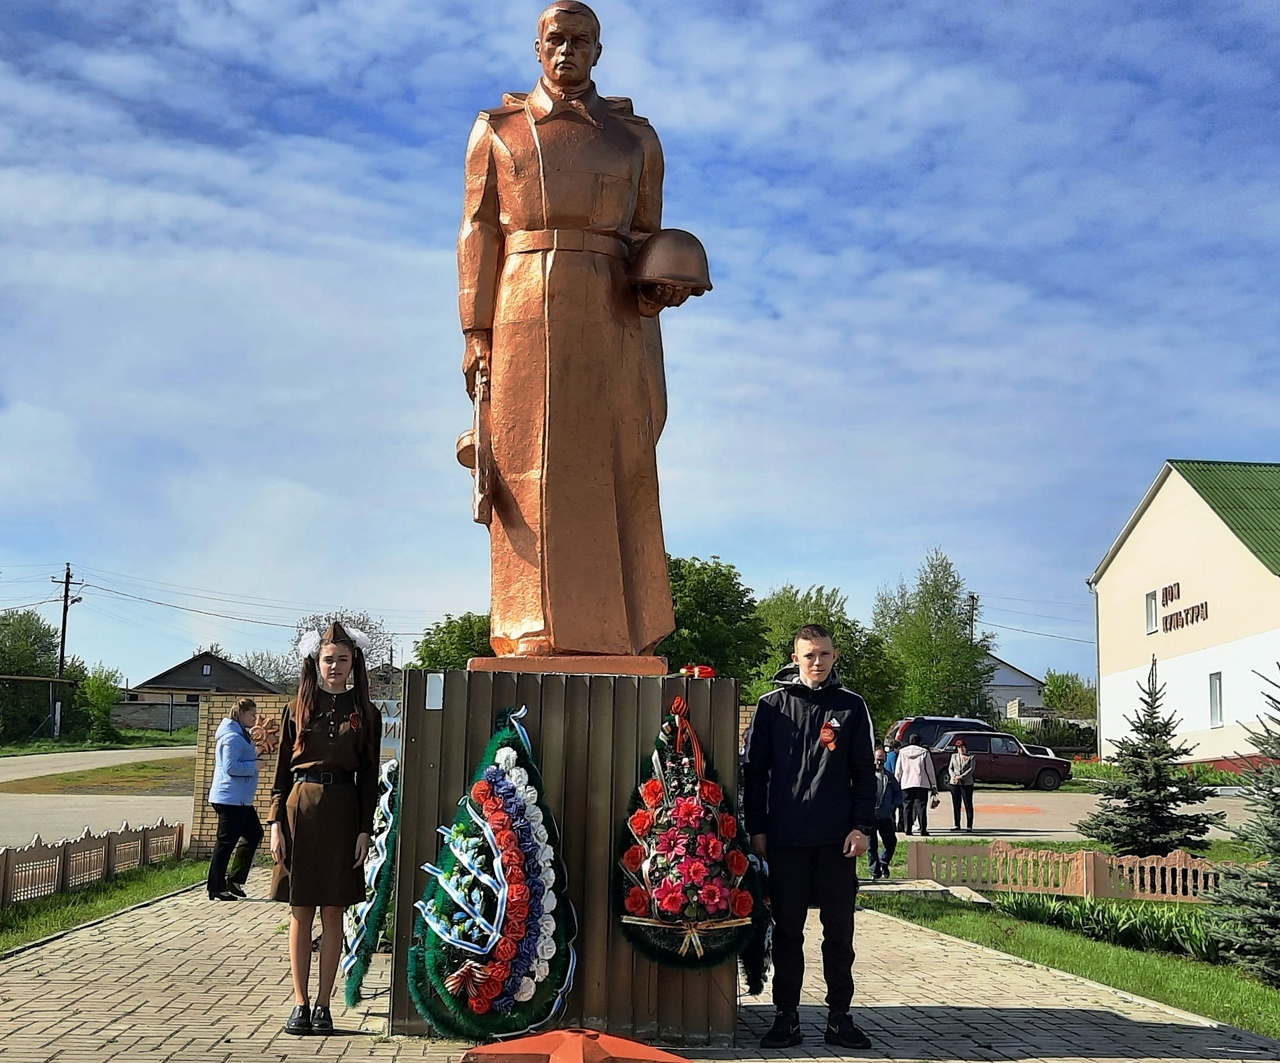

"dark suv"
[931,730,1073,791]
[885,716,996,749]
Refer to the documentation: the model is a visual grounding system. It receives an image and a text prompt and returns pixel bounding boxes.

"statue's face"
[535,12,600,89]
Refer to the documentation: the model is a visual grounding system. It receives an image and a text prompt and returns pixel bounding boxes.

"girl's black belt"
[293,770,355,786]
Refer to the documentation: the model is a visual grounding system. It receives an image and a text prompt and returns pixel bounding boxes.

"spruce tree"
[1075,656,1215,856]
[1207,673,1280,987]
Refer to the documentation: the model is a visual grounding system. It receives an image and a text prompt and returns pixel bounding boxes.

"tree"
[0,609,60,741]
[1043,669,1097,720]
[872,549,995,720]
[79,663,123,743]
[1074,657,1215,856]
[294,609,393,669]
[1208,670,1280,986]
[193,643,226,658]
[412,613,494,670]
[236,649,300,693]
[657,556,768,681]
[747,584,902,733]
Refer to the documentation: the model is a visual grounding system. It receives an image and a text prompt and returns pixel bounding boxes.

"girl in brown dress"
[269,622,381,1036]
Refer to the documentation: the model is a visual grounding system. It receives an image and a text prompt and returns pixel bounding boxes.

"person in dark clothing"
[744,624,877,1051]
[868,746,903,879]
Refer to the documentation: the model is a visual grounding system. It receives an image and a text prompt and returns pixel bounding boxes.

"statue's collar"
[527,78,607,128]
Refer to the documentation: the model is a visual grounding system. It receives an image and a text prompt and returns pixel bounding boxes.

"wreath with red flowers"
[617,696,768,987]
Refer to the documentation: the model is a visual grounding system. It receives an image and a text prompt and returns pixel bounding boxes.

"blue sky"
[1,1,1277,688]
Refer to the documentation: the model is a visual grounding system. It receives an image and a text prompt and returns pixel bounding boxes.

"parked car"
[930,730,1073,791]
[885,716,996,749]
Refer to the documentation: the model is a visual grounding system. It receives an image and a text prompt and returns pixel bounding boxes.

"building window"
[1209,673,1223,728]
[1145,591,1158,634]
[202,664,212,676]
[186,694,200,703]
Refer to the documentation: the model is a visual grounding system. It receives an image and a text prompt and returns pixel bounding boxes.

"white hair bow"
[296,625,374,659]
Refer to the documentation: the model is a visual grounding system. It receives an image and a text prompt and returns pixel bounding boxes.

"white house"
[1087,459,1280,765]
[984,652,1045,713]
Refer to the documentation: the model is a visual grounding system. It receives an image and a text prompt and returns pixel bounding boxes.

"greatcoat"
[459,78,675,657]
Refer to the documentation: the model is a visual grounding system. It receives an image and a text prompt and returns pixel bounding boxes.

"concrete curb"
[0,879,205,962]
[863,906,1279,1048]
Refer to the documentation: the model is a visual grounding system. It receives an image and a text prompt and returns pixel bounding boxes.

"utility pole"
[47,563,82,738]
[968,593,978,643]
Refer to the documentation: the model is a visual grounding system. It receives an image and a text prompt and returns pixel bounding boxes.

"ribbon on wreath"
[619,915,753,959]
[668,696,707,778]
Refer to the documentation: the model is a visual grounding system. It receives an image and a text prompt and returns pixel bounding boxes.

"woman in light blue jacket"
[207,698,263,901]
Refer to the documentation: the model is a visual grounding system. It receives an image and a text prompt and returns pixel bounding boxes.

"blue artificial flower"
[515,823,534,847]
[484,766,503,784]
[493,993,516,1014]
[529,878,545,900]
[528,897,543,921]
[494,780,516,800]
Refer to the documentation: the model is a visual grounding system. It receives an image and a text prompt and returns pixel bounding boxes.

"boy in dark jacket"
[744,624,877,1050]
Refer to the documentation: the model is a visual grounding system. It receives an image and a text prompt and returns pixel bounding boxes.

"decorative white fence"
[0,820,185,907]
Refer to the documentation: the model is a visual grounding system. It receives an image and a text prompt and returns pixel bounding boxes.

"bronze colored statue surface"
[457,2,709,660]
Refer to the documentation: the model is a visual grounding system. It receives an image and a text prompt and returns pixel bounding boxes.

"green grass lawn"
[0,858,209,955]
[860,892,1280,1040]
[0,756,195,795]
[0,728,197,757]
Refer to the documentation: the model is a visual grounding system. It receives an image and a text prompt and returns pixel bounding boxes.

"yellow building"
[1088,460,1280,765]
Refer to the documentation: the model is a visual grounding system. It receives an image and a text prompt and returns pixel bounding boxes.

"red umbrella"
[462,1027,688,1063]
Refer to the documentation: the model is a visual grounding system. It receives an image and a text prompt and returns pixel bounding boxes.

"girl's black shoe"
[284,1004,311,1035]
[208,890,238,901]
[310,1005,334,1035]
[225,882,247,898]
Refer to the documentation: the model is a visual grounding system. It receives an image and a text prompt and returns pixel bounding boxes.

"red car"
[931,730,1073,791]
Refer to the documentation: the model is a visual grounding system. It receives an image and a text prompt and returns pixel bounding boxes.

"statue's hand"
[637,283,693,318]
[463,330,492,399]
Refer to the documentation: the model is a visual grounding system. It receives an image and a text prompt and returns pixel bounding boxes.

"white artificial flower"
[509,767,529,788]
[537,937,557,960]
[539,914,556,937]
[533,958,550,982]
[522,785,539,805]
[526,805,544,827]
[515,977,536,1002]
[538,843,554,866]
[534,824,549,844]
[495,747,518,770]
[542,890,557,912]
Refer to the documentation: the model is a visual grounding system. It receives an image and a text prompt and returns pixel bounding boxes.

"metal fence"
[0,820,185,907]
[908,840,1222,902]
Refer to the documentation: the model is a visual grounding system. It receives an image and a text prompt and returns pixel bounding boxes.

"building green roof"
[1170,460,1280,577]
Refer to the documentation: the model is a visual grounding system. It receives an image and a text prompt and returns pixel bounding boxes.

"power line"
[975,592,1092,611]
[983,605,1091,625]
[985,621,1095,645]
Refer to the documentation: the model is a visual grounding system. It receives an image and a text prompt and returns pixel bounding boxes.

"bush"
[990,892,1219,963]
[1071,756,1243,787]
[79,663,123,744]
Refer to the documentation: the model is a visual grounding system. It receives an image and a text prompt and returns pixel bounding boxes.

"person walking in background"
[894,733,938,836]
[207,697,262,901]
[948,737,977,833]
[868,747,903,879]
[884,740,905,830]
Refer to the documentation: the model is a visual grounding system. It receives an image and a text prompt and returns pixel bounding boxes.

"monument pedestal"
[390,669,741,1047]
[467,655,668,676]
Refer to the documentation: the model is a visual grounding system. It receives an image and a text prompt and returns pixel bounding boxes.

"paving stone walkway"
[0,869,1275,1062]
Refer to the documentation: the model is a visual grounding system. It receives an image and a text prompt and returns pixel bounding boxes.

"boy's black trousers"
[767,843,858,1014]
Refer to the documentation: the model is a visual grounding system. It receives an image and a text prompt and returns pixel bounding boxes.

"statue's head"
[535,1,602,90]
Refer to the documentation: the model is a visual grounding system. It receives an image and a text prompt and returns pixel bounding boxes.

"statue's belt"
[505,229,628,260]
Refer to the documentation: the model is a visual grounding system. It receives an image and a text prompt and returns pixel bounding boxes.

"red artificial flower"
[673,796,704,829]
[470,995,492,1014]
[700,780,724,805]
[348,711,361,732]
[507,900,530,924]
[482,797,505,818]
[506,866,525,886]
[508,883,530,904]
[504,919,528,941]
[487,961,512,988]
[655,827,687,859]
[678,857,709,886]
[726,849,749,878]
[640,778,665,808]
[471,781,493,804]
[699,879,729,914]
[495,829,519,852]
[501,849,524,871]
[624,885,650,917]
[696,833,724,862]
[622,845,646,873]
[654,877,687,915]
[489,810,512,833]
[495,937,518,962]
[629,809,655,838]
[729,887,754,918]
[719,813,738,839]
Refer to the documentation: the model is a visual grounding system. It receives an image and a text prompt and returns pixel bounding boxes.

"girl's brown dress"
[268,690,380,906]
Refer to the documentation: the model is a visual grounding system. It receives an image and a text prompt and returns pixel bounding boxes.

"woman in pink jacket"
[893,734,938,836]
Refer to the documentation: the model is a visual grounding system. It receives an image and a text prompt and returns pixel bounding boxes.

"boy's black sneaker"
[825,1012,871,1050]
[760,1009,802,1049]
